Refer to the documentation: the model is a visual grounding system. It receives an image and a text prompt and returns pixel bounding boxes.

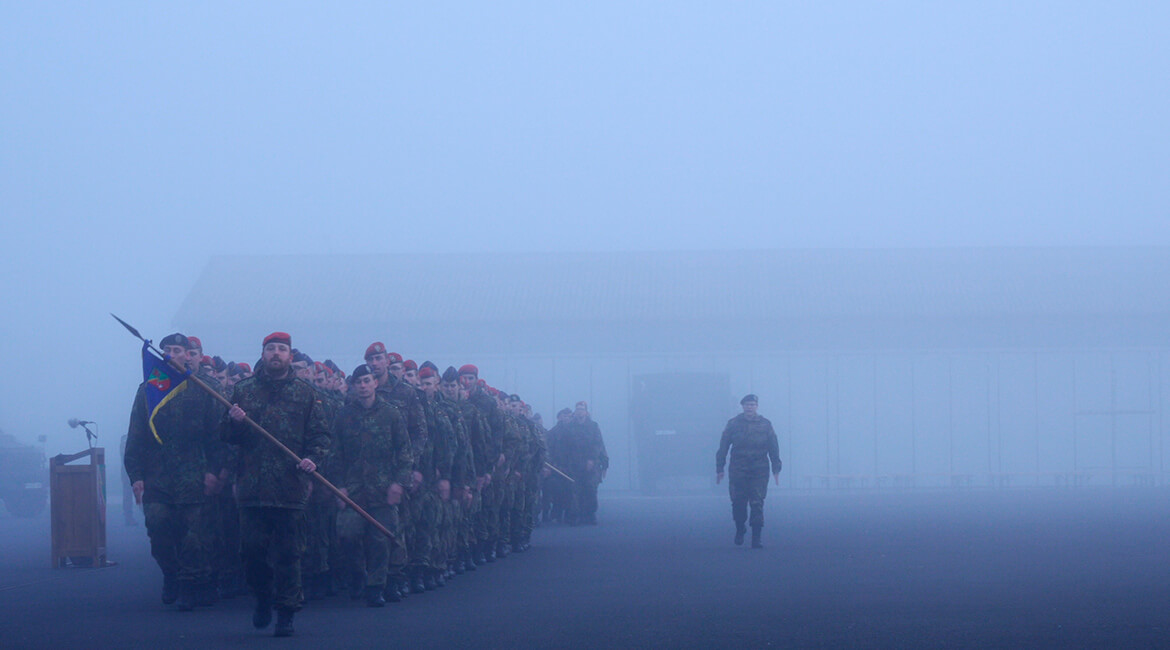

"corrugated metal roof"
[174,247,1170,326]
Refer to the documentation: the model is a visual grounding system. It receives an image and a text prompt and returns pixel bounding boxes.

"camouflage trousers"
[211,490,242,585]
[458,488,480,550]
[407,489,442,571]
[239,506,307,611]
[304,497,337,578]
[475,480,499,546]
[143,501,213,584]
[728,472,769,528]
[497,479,516,545]
[510,479,539,544]
[337,504,401,588]
[567,472,600,523]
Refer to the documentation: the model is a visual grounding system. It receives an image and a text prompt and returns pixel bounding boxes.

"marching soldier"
[124,333,226,610]
[562,401,608,526]
[333,364,412,607]
[715,394,781,549]
[222,332,331,637]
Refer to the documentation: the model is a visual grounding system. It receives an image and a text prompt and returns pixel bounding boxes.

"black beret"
[740,394,759,405]
[159,333,190,350]
[441,366,460,383]
[352,364,374,379]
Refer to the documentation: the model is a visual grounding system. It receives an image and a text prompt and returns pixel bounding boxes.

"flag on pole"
[142,342,190,444]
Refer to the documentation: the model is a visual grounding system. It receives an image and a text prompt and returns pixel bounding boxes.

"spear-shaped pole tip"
[110,313,146,341]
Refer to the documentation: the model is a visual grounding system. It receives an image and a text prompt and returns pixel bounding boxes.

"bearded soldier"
[222,332,330,637]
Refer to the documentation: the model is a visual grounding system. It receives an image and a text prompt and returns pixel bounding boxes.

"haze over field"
[1,2,1168,467]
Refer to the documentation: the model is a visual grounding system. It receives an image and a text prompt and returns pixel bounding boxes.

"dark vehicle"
[631,372,729,494]
[0,430,49,517]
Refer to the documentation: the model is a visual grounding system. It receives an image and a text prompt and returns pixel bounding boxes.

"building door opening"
[630,372,730,494]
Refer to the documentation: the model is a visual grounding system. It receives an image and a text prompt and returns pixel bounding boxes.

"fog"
[2,2,1169,493]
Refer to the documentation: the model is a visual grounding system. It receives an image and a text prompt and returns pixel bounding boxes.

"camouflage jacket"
[437,395,474,487]
[469,390,506,473]
[377,376,428,452]
[561,418,608,476]
[423,395,456,484]
[333,396,413,510]
[521,418,548,487]
[715,414,781,478]
[220,370,331,509]
[458,398,493,478]
[545,422,568,467]
[124,380,226,505]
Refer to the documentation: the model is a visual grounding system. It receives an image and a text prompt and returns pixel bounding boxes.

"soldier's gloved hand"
[387,482,404,505]
[132,480,145,504]
[228,404,246,422]
[716,472,724,484]
[298,458,317,473]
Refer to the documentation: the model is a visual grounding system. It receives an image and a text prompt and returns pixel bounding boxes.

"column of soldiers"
[125,332,607,638]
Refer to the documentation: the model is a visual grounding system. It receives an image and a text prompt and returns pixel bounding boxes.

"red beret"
[387,352,403,365]
[476,379,486,387]
[314,361,326,373]
[263,332,292,347]
[364,341,386,359]
[459,364,479,376]
[486,387,499,396]
[237,362,252,373]
[418,367,436,379]
[404,359,417,371]
[187,336,202,350]
[200,355,213,366]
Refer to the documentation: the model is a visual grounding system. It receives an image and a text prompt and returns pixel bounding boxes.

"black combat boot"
[423,571,437,591]
[273,609,295,637]
[434,569,446,587]
[365,586,386,608]
[382,580,402,603]
[471,545,485,566]
[751,525,763,549]
[484,541,496,563]
[252,595,273,629]
[734,522,746,546]
[410,571,427,594]
[496,541,510,558]
[176,582,196,612]
[161,574,179,605]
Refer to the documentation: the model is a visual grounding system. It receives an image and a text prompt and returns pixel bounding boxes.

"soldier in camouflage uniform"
[419,366,459,584]
[449,368,489,569]
[292,354,343,601]
[124,333,226,611]
[435,367,474,574]
[562,401,608,526]
[364,342,429,598]
[333,364,412,607]
[459,366,505,563]
[507,396,546,552]
[542,408,572,524]
[222,332,330,637]
[715,394,782,549]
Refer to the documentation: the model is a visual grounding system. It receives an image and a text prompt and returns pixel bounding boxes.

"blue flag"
[142,342,190,444]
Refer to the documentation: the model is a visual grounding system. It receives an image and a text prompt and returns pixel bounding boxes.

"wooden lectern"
[50,447,108,568]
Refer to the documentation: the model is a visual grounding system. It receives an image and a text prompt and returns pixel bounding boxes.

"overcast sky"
[1,2,1167,451]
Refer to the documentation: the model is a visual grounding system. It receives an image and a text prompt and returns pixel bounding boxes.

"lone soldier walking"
[222,332,331,637]
[715,394,781,549]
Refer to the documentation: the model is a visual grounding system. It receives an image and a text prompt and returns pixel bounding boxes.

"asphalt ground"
[1,489,1168,649]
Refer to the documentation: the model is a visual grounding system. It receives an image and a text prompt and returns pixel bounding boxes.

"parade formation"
[122,327,609,637]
